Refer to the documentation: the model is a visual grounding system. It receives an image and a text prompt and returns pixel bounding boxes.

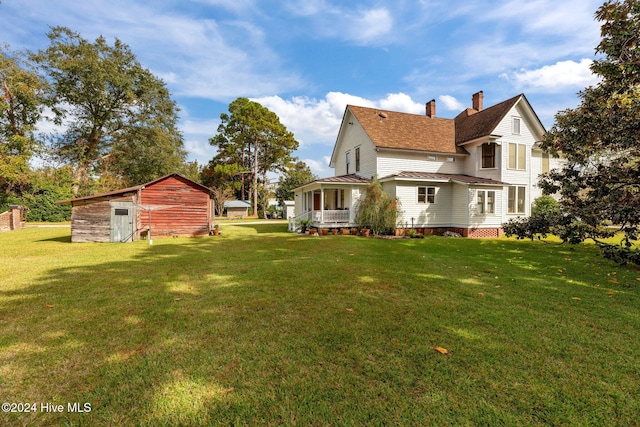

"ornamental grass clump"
[355,177,401,236]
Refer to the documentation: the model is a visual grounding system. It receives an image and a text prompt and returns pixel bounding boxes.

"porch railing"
[314,210,350,223]
[288,211,311,232]
[288,209,352,232]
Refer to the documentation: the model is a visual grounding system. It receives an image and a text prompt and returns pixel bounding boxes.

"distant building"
[224,200,251,219]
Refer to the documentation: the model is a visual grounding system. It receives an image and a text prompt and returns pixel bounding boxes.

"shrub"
[355,178,401,236]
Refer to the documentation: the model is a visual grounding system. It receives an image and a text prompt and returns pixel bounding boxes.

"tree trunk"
[252,146,259,216]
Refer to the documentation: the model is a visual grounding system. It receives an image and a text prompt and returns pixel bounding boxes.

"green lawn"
[1,225,639,426]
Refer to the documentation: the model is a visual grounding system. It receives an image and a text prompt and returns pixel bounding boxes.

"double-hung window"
[508,143,526,170]
[355,147,360,172]
[512,117,521,135]
[418,186,436,204]
[508,186,526,214]
[481,143,496,169]
[541,153,550,173]
[477,190,495,214]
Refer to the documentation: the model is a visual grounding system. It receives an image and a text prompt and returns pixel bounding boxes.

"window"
[508,186,526,214]
[476,190,495,214]
[542,153,550,173]
[508,143,527,170]
[481,143,495,169]
[418,186,436,204]
[512,117,521,135]
[345,151,350,174]
[355,147,360,172]
[446,157,456,163]
[427,155,437,161]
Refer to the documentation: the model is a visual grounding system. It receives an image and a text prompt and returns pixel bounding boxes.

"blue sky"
[0,0,603,177]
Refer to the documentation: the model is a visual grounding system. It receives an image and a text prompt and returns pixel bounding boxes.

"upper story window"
[446,157,456,163]
[355,147,360,172]
[481,143,496,169]
[426,155,437,161]
[345,151,350,174]
[512,117,521,135]
[418,186,436,204]
[541,153,550,173]
[508,143,527,170]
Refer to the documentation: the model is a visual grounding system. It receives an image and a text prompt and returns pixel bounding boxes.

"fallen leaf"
[434,346,449,354]
[174,298,182,301]
[477,292,485,297]
[571,297,581,301]
[346,308,354,312]
[606,291,616,295]
[223,387,235,393]
[608,279,619,284]
[45,304,54,309]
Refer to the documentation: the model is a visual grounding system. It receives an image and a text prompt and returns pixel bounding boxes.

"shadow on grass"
[37,234,72,243]
[2,226,640,425]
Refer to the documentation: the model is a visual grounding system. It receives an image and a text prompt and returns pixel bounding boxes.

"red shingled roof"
[454,94,523,144]
[346,94,528,153]
[348,105,467,155]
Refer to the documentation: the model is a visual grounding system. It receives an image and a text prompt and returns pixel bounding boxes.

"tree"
[201,161,245,200]
[507,0,640,265]
[355,177,401,236]
[0,47,45,203]
[275,161,316,205]
[17,166,73,222]
[209,98,298,216]
[33,27,186,195]
[503,196,563,241]
[211,187,233,217]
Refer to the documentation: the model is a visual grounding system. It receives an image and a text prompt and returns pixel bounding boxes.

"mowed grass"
[1,225,639,426]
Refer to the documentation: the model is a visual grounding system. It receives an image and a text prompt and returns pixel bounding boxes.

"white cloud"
[501,59,600,92]
[438,95,465,111]
[286,3,394,46]
[254,92,424,148]
[303,157,331,176]
[348,8,393,44]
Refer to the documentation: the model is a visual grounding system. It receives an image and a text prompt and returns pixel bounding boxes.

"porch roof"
[295,174,370,191]
[379,171,509,186]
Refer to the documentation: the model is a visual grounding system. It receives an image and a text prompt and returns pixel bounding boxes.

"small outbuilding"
[282,201,295,220]
[59,173,213,243]
[224,200,251,219]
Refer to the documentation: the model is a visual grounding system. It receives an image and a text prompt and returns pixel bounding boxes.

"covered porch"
[290,174,370,231]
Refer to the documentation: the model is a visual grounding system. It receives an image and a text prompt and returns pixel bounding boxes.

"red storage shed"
[59,173,213,243]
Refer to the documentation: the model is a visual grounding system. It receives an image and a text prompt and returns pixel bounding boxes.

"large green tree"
[275,160,316,205]
[33,27,186,195]
[209,98,298,216]
[507,0,640,265]
[0,48,45,204]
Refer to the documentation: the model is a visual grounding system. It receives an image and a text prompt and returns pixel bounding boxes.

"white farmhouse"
[293,91,561,237]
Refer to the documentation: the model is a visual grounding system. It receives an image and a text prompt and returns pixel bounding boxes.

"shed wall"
[140,176,211,237]
[71,194,137,242]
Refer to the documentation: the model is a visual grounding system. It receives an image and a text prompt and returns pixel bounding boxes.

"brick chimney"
[425,99,436,118]
[472,91,484,111]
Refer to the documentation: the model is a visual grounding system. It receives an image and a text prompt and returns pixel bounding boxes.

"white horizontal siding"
[377,151,465,178]
[334,112,377,178]
[468,187,505,228]
[394,182,453,227]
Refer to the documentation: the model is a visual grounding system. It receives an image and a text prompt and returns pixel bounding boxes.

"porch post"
[320,188,325,223]
[349,187,355,224]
